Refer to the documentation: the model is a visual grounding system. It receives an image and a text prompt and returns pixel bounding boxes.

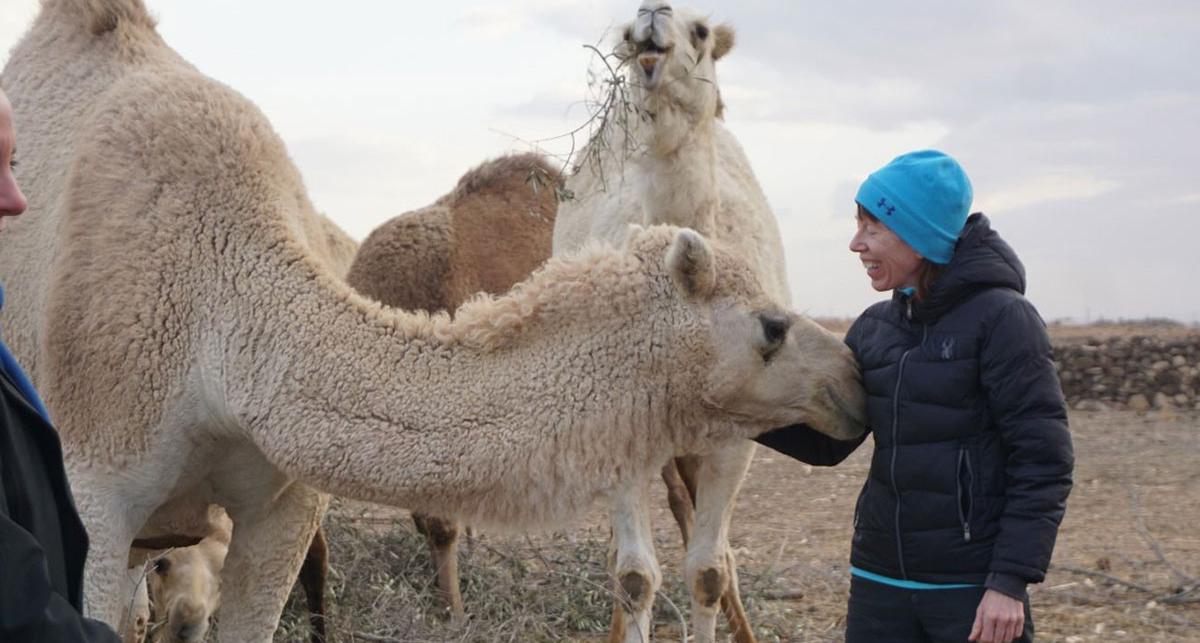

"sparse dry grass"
[269,509,830,642]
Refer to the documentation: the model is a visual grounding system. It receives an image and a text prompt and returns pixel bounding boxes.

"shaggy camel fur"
[122,212,353,643]
[0,2,865,640]
[554,3,798,642]
[141,150,557,633]
[347,152,561,621]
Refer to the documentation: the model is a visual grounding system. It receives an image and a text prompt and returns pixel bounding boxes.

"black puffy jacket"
[1,366,120,641]
[756,213,1074,598]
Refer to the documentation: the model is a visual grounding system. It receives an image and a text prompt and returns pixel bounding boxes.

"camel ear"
[620,223,647,248]
[713,24,736,61]
[666,229,716,300]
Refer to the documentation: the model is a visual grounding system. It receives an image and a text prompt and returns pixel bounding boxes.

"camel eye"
[758,312,792,362]
[154,558,172,575]
[694,23,709,40]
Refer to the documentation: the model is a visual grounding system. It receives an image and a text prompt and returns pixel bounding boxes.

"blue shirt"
[851,566,979,590]
[0,284,51,422]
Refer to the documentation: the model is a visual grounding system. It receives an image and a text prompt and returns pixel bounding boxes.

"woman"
[756,150,1073,643]
[0,86,121,641]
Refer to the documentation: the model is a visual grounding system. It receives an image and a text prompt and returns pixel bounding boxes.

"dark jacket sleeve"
[0,488,121,642]
[979,298,1074,598]
[754,424,868,466]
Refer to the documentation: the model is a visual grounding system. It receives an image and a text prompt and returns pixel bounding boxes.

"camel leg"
[720,547,756,643]
[412,512,466,623]
[682,442,757,643]
[661,459,695,546]
[607,484,661,643]
[673,454,757,642]
[216,483,327,643]
[297,525,328,643]
[118,565,150,643]
[71,471,154,632]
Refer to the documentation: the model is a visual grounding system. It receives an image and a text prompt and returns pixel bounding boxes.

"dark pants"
[846,576,1034,642]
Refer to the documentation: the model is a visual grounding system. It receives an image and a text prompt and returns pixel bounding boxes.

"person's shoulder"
[857,299,900,324]
[964,288,1042,326]
[973,290,1052,352]
[846,299,903,344]
[848,299,896,330]
[969,286,1024,309]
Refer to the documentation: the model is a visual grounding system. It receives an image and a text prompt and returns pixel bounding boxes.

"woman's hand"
[968,589,1025,642]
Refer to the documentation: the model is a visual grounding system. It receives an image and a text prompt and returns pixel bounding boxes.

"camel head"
[617,1,734,120]
[146,513,231,643]
[628,226,867,443]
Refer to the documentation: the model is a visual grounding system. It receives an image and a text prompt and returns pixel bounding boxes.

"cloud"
[0,1,37,67]
[981,173,1119,213]
[1,0,1195,321]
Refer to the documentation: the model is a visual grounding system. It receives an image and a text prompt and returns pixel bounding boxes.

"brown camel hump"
[448,152,564,208]
[347,207,454,312]
[45,0,157,35]
[443,154,561,304]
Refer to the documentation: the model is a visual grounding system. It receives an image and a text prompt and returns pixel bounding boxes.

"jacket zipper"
[890,347,912,579]
[957,446,974,542]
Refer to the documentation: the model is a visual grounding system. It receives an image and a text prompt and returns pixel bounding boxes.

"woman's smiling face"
[0,89,28,232]
[848,206,923,293]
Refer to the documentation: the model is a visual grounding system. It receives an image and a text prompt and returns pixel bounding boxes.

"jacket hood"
[903,213,1026,322]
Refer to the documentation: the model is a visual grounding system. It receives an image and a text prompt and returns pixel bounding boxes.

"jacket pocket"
[956,446,974,542]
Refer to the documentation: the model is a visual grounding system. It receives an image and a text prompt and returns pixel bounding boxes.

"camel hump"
[448,152,564,206]
[45,0,156,35]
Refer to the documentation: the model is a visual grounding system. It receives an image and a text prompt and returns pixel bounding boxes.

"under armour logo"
[877,197,896,217]
[940,338,955,360]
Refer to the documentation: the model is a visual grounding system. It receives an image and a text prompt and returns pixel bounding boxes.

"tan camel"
[346,151,561,621]
[0,2,865,641]
[121,211,354,643]
[142,507,233,643]
[122,155,557,640]
[554,2,800,642]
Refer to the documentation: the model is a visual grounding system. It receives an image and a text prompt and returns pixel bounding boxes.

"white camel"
[0,2,866,641]
[554,2,800,641]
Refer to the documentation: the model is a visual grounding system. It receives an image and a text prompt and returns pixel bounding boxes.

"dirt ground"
[720,409,1200,642]
[312,409,1198,642]
[563,409,1200,642]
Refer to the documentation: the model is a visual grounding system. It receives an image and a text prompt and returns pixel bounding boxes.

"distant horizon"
[2,1,1195,322]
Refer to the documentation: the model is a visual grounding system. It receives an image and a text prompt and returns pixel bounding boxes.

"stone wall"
[1054,335,1200,411]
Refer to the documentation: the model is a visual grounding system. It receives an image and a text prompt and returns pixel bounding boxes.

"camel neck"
[218,236,693,529]
[632,111,719,235]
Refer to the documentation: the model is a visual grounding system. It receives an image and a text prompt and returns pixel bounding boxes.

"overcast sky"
[2,1,1197,322]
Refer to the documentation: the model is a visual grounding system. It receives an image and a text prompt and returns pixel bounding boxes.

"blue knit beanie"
[855,150,973,265]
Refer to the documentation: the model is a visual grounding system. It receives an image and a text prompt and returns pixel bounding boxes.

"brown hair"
[914,260,945,302]
[855,204,944,301]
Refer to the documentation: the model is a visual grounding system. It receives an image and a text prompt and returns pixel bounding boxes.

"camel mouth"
[637,40,671,55]
[636,51,666,87]
[826,386,868,438]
